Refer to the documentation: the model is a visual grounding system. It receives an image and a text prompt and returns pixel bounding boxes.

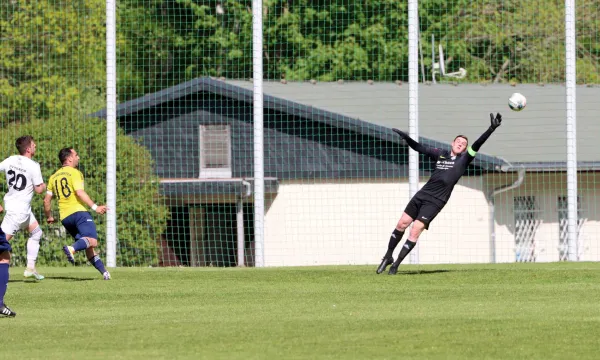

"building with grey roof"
[93,78,600,266]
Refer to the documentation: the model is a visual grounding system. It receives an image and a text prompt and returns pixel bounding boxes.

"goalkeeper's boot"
[62,245,75,264]
[388,258,402,275]
[0,304,16,317]
[24,268,45,281]
[376,256,394,274]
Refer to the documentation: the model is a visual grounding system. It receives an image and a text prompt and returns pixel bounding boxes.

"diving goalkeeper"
[377,113,503,275]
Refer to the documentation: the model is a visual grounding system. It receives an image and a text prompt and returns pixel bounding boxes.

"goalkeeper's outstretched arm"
[392,128,441,159]
[471,113,502,153]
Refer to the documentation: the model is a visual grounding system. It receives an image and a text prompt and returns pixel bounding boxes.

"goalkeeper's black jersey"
[416,147,476,203]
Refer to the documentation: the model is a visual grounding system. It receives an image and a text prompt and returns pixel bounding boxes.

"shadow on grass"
[46,276,96,281]
[10,276,95,283]
[400,269,451,275]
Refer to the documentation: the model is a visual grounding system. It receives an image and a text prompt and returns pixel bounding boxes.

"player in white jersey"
[0,136,47,281]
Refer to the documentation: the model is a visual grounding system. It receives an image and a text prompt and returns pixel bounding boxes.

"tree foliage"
[118,0,253,100]
[3,0,599,105]
[0,117,170,267]
[118,0,600,101]
[0,0,106,124]
[421,0,600,84]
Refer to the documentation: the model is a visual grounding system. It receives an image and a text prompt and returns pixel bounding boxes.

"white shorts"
[1,211,38,236]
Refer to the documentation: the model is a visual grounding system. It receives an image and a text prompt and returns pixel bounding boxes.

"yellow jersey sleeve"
[47,174,55,195]
[72,170,84,191]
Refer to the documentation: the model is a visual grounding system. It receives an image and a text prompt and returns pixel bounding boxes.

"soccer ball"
[508,93,527,111]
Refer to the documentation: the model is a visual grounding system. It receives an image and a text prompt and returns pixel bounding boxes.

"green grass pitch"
[3,263,600,359]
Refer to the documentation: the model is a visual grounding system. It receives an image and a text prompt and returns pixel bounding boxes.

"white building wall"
[263,177,490,267]
[263,173,600,266]
[580,188,600,261]
[417,176,491,264]
[487,172,600,263]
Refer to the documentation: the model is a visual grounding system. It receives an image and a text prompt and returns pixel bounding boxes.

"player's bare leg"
[388,220,425,275]
[85,247,110,280]
[63,235,98,264]
[377,212,413,274]
[4,230,42,281]
[23,222,44,280]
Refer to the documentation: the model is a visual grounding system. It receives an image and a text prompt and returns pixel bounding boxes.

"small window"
[199,125,232,178]
[514,196,541,262]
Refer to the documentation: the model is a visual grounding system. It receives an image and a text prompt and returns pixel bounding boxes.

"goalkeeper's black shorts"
[403,192,446,229]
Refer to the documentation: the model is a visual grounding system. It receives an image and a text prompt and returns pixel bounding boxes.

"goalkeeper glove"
[490,113,502,130]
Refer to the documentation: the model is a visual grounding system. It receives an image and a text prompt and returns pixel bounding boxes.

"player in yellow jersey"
[44,148,111,280]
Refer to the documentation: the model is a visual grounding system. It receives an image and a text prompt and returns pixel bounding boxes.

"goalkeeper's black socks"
[384,229,404,258]
[396,239,417,264]
[389,240,417,275]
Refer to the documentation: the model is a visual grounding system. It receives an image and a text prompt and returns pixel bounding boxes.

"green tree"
[0,0,106,124]
[118,0,253,101]
[264,0,407,81]
[421,0,599,84]
[117,0,600,87]
[0,117,170,267]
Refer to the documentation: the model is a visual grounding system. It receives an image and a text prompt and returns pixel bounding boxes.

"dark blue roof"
[90,77,508,172]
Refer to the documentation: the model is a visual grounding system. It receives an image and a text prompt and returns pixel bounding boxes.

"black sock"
[384,229,404,258]
[395,240,417,265]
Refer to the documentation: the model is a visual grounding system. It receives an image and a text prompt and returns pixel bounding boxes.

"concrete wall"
[489,172,600,263]
[263,173,600,266]
[263,177,489,266]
